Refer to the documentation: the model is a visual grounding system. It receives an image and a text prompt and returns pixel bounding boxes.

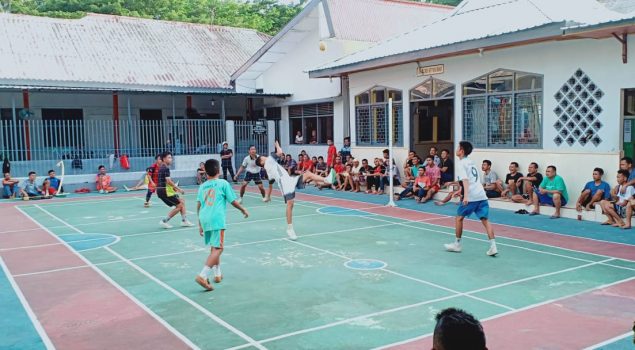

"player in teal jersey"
[195,159,248,291]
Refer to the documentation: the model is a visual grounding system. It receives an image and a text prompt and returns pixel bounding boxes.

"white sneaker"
[99,189,105,194]
[123,185,131,192]
[237,197,243,204]
[444,242,462,253]
[324,169,336,185]
[262,196,271,203]
[487,245,498,256]
[181,220,195,227]
[159,220,173,229]
[286,228,298,241]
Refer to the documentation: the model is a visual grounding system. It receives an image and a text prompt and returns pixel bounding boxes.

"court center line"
[18,206,201,350]
[0,256,56,350]
[33,204,266,350]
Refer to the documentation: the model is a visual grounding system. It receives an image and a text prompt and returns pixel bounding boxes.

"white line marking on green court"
[582,331,633,350]
[0,256,56,350]
[32,204,266,350]
[22,206,202,350]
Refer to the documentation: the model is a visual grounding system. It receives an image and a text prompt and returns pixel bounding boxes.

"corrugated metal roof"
[597,0,635,14]
[310,0,634,75]
[0,13,270,90]
[325,0,452,42]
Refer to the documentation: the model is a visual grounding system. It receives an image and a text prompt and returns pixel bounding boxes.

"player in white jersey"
[233,145,266,203]
[444,141,498,256]
[256,141,336,240]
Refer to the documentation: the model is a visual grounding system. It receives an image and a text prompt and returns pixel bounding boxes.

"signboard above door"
[416,64,444,77]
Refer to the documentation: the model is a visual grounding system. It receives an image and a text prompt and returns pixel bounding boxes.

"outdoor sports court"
[2,187,635,350]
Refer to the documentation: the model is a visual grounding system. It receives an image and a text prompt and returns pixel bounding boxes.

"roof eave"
[230,0,321,82]
[562,17,635,35]
[308,22,567,78]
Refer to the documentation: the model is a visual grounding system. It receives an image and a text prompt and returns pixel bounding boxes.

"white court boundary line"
[0,256,55,350]
[582,331,633,350]
[33,204,266,350]
[17,206,201,350]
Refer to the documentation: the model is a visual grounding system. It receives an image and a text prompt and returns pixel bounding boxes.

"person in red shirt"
[333,156,346,190]
[326,139,337,169]
[96,165,117,193]
[145,155,162,207]
[300,154,314,173]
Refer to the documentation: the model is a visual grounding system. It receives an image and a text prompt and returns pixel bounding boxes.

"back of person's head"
[459,141,473,156]
[204,159,220,177]
[594,167,604,175]
[433,308,487,350]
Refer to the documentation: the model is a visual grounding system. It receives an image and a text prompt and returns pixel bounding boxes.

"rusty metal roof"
[0,13,270,91]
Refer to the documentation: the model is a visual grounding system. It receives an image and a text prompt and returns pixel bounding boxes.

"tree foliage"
[3,0,306,35]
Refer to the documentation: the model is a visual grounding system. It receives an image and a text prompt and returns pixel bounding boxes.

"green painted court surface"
[18,191,635,349]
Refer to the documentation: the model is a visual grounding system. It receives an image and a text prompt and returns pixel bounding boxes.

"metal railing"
[0,119,225,175]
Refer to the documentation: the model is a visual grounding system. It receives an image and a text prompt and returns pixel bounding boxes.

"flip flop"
[549,215,560,219]
[601,221,613,226]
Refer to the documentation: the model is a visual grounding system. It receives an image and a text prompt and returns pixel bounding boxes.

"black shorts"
[158,192,180,207]
[243,172,262,184]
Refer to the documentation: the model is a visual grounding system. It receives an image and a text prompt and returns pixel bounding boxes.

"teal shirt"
[197,179,237,231]
[539,175,568,202]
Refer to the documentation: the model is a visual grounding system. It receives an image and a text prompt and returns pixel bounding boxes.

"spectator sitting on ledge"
[576,167,611,212]
[529,165,568,219]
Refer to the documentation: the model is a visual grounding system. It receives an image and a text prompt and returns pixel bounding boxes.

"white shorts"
[278,174,304,202]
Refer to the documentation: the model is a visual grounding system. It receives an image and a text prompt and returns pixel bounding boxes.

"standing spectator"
[47,170,62,194]
[511,162,543,203]
[20,171,42,199]
[233,145,266,203]
[294,131,304,144]
[340,137,352,163]
[196,162,207,185]
[481,160,501,198]
[439,149,454,186]
[2,172,19,198]
[576,168,611,212]
[499,162,523,198]
[530,165,568,218]
[326,139,337,169]
[219,142,235,182]
[96,165,117,193]
[422,155,441,203]
[432,308,487,350]
[600,170,634,228]
[429,146,441,167]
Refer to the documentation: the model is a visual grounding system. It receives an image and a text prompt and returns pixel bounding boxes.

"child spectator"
[576,167,611,212]
[366,158,385,194]
[47,170,62,194]
[294,154,305,175]
[333,156,346,189]
[432,308,487,350]
[284,154,297,175]
[326,139,337,168]
[481,160,501,198]
[530,165,568,219]
[2,172,20,199]
[294,130,304,144]
[600,169,634,228]
[314,156,327,176]
[499,162,523,198]
[511,162,543,203]
[422,155,441,203]
[350,159,362,192]
[439,149,454,185]
[340,137,352,162]
[96,165,118,193]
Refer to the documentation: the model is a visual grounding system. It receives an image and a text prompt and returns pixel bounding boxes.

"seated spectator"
[380,160,401,194]
[600,170,634,228]
[626,198,635,230]
[333,156,346,189]
[20,171,43,199]
[96,165,117,193]
[47,170,62,194]
[299,154,314,173]
[435,181,462,206]
[358,158,372,190]
[340,137,352,162]
[382,149,390,166]
[311,156,318,167]
[428,146,441,167]
[530,165,568,218]
[350,159,362,192]
[196,162,206,185]
[422,155,441,203]
[41,178,53,197]
[396,166,430,201]
[621,157,635,187]
[293,154,305,175]
[314,156,327,176]
[3,172,20,199]
[432,308,487,350]
[481,160,501,198]
[511,162,543,203]
[309,130,318,144]
[499,162,523,198]
[576,167,611,212]
[338,164,355,191]
[403,156,422,187]
[439,149,454,185]
[366,158,385,194]
[125,172,150,191]
[284,154,297,175]
[294,130,303,144]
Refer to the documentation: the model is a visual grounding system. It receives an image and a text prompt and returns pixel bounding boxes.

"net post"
[386,97,396,207]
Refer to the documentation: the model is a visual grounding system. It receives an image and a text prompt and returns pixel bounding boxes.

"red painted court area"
[1,190,634,349]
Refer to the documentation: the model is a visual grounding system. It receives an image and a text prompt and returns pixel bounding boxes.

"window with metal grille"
[288,102,333,145]
[462,69,543,149]
[354,86,403,146]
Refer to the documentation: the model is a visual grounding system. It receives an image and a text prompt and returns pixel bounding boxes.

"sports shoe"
[324,169,336,184]
[195,275,213,291]
[237,197,243,204]
[213,275,223,283]
[444,242,462,253]
[262,196,271,203]
[143,202,151,208]
[286,228,298,241]
[181,220,195,227]
[123,185,131,192]
[99,189,105,194]
[159,220,173,229]
[487,245,498,256]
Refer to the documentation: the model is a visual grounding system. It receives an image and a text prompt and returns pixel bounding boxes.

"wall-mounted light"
[478,48,484,57]
[210,98,216,107]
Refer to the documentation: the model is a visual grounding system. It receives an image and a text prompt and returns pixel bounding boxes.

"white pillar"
[226,120,235,170]
[267,120,276,154]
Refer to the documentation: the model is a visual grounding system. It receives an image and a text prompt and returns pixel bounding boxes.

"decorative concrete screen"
[553,69,604,147]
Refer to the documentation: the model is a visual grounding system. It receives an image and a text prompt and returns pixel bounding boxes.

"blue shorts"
[534,189,567,207]
[457,200,489,220]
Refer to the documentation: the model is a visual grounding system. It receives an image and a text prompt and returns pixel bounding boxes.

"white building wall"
[347,36,635,203]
